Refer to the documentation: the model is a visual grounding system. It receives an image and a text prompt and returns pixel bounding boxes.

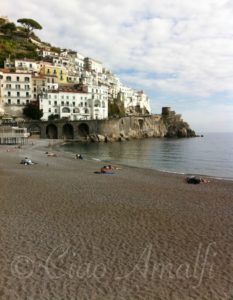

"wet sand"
[0,140,233,300]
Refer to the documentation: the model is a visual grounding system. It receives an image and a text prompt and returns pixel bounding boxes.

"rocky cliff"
[88,107,196,142]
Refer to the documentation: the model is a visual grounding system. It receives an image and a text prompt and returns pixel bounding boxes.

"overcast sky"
[3,0,233,132]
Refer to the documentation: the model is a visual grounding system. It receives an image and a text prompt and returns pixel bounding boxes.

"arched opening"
[28,124,41,138]
[46,124,58,139]
[62,123,74,139]
[94,100,101,107]
[138,119,144,130]
[62,107,70,113]
[78,123,89,137]
[73,108,80,113]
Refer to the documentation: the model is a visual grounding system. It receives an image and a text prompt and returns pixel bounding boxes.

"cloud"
[2,0,233,131]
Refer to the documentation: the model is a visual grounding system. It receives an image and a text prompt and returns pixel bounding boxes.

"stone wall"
[21,108,196,141]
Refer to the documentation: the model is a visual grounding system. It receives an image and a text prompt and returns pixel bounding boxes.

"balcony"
[5,88,31,91]
[4,95,31,99]
[5,80,30,83]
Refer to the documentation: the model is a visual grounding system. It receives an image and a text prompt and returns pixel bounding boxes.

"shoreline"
[1,138,232,182]
[56,140,233,182]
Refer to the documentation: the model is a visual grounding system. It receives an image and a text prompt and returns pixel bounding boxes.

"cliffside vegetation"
[23,102,43,120]
[108,98,125,118]
[0,17,43,67]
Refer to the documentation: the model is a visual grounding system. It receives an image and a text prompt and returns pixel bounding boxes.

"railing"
[4,95,31,98]
[0,132,30,138]
[5,80,30,83]
[5,87,31,90]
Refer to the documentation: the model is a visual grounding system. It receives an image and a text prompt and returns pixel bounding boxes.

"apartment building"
[0,69,32,116]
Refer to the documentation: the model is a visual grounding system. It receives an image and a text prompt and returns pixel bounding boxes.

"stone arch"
[62,123,74,139]
[28,124,41,138]
[62,107,70,113]
[46,124,58,139]
[78,123,89,137]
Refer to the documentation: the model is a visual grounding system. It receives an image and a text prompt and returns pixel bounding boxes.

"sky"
[2,0,233,132]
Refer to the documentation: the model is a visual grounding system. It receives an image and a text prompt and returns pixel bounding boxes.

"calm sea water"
[60,133,233,179]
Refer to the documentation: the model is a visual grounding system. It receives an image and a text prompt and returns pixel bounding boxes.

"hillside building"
[0,69,32,117]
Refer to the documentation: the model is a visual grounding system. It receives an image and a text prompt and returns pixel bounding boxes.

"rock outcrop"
[90,107,196,142]
[161,107,196,138]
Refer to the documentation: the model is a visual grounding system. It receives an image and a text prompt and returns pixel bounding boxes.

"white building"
[15,59,40,73]
[37,49,59,58]
[75,53,85,73]
[40,88,108,121]
[119,86,151,115]
[84,57,103,73]
[0,69,32,117]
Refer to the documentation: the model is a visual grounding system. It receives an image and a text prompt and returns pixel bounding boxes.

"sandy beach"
[0,140,233,300]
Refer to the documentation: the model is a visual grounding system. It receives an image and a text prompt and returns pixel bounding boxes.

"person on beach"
[186,176,210,184]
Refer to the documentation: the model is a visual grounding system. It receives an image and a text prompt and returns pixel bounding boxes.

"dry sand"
[0,140,233,300]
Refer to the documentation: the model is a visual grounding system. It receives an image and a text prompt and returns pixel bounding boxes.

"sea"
[60,133,233,180]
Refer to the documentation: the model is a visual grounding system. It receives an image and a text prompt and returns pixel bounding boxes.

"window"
[26,92,29,97]
[8,91,11,96]
[55,109,57,113]
[61,95,64,99]
[47,69,50,74]
[49,108,51,113]
[61,101,64,105]
[17,76,20,82]
[6,84,11,89]
[6,76,11,82]
[8,99,11,104]
[34,94,36,99]
[17,99,20,105]
[73,102,75,106]
[25,77,30,82]
[53,70,57,75]
[54,101,57,105]
[73,96,75,100]
[66,96,69,99]
[29,64,32,68]
[17,92,20,97]
[34,87,36,92]
[49,101,51,105]
[66,101,69,105]
[26,100,29,104]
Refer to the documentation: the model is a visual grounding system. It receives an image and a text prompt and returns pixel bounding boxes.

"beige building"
[0,69,32,117]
